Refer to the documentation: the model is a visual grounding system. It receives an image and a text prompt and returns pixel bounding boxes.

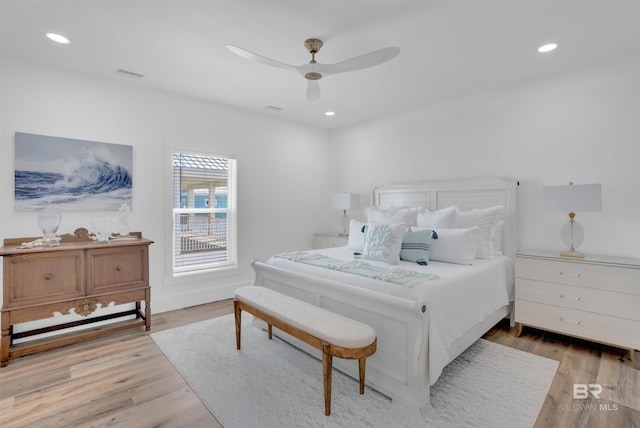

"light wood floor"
[1,300,638,427]
[484,320,639,428]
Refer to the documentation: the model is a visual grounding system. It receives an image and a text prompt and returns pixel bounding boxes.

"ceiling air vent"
[116,68,144,79]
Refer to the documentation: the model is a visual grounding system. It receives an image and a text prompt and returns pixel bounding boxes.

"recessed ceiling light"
[46,33,70,44]
[537,43,558,53]
[325,111,335,116]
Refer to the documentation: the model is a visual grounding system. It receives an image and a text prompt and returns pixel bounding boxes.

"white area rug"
[151,315,558,428]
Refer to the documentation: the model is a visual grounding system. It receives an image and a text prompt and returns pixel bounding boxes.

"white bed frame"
[251,177,518,414]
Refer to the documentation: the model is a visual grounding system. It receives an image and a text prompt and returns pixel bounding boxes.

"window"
[172,152,237,274]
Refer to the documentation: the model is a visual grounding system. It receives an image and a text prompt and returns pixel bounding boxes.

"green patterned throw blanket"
[275,251,439,288]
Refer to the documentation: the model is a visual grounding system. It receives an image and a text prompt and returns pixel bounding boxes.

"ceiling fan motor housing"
[304,38,323,54]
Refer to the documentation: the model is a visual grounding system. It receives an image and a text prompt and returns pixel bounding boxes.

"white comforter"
[267,246,514,384]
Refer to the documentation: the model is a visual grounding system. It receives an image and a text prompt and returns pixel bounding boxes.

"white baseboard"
[152,280,252,314]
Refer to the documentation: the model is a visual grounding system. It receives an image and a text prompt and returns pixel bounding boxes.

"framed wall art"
[14,132,133,211]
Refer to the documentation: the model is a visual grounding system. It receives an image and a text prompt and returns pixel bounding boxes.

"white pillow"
[455,206,503,259]
[365,206,420,226]
[362,222,407,265]
[429,227,480,265]
[416,206,457,229]
[347,219,367,251]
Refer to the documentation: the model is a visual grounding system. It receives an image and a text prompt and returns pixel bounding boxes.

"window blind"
[171,152,237,274]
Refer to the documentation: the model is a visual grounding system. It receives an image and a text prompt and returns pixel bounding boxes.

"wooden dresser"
[1,232,153,367]
[514,250,640,369]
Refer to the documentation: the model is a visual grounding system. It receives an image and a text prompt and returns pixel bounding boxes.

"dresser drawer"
[516,300,640,350]
[516,279,640,321]
[87,246,148,293]
[516,257,640,294]
[4,251,84,306]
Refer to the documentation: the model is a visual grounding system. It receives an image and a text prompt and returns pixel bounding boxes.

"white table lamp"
[331,193,359,236]
[543,182,601,258]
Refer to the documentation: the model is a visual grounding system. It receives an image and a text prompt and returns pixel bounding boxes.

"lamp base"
[560,250,585,259]
[339,210,350,237]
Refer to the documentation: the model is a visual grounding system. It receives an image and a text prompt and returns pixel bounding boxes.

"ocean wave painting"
[14,132,133,211]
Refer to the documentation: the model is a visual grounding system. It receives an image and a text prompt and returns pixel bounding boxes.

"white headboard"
[372,177,518,257]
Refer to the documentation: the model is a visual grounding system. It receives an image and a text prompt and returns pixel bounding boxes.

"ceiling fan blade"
[306,80,321,102]
[316,46,400,76]
[226,44,295,71]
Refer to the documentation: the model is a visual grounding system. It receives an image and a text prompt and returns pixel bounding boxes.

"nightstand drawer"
[516,257,640,294]
[516,300,640,350]
[516,279,640,321]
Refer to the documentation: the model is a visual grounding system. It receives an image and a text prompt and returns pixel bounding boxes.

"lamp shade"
[331,193,359,210]
[543,183,602,213]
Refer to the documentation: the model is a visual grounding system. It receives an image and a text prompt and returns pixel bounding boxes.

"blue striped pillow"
[400,228,436,264]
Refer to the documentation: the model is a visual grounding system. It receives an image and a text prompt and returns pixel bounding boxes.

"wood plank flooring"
[484,320,640,428]
[1,300,638,427]
[0,301,232,428]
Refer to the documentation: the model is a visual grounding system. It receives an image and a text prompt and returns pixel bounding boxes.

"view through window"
[172,152,237,274]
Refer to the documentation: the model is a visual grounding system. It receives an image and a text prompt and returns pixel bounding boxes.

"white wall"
[330,54,640,258]
[0,57,333,314]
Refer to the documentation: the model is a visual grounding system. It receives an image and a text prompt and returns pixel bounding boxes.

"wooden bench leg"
[359,357,366,394]
[268,323,272,340]
[322,343,333,416]
[234,300,241,350]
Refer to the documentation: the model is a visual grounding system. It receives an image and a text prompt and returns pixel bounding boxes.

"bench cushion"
[234,286,376,349]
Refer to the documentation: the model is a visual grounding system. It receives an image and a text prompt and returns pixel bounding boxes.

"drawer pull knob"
[560,317,583,326]
[116,266,122,271]
[559,272,581,278]
[561,294,583,302]
[44,274,53,280]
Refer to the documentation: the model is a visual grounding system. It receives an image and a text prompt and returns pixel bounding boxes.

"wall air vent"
[264,105,283,112]
[116,68,144,79]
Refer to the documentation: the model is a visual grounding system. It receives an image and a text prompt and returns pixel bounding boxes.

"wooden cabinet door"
[86,246,149,294]
[4,250,84,306]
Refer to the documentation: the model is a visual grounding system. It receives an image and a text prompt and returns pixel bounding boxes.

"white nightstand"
[312,233,348,249]
[514,250,640,369]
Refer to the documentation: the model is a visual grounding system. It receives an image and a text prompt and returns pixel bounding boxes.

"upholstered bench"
[233,285,377,416]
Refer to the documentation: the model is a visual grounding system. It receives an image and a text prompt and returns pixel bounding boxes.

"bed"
[250,177,518,414]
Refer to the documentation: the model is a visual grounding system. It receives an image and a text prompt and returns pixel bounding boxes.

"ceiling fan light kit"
[304,71,322,80]
[226,37,400,101]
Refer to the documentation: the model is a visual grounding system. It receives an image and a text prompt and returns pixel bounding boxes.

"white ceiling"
[1,0,639,130]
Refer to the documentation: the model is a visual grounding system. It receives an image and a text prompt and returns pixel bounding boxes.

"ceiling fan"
[226,38,400,102]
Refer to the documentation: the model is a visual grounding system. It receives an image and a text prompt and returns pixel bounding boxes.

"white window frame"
[170,150,237,277]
